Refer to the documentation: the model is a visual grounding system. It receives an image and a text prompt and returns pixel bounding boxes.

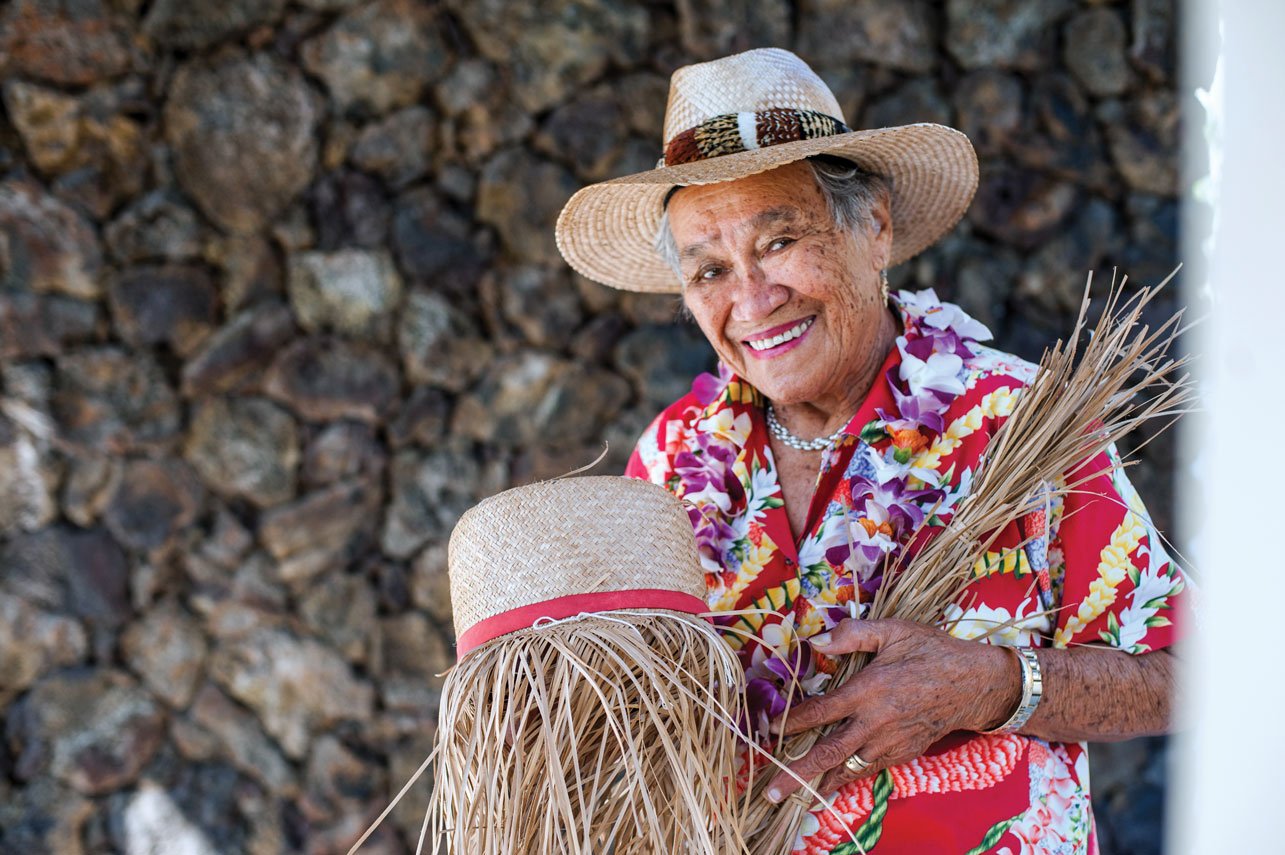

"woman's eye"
[767,237,794,252]
[696,266,724,282]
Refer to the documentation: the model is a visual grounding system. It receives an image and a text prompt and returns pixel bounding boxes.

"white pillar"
[1173,1,1285,852]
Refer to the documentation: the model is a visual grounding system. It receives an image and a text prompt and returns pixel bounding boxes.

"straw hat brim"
[555,122,978,293]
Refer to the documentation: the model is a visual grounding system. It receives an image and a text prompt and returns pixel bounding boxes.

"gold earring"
[880,269,890,304]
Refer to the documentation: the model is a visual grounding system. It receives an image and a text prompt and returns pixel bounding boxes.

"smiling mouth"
[746,317,815,351]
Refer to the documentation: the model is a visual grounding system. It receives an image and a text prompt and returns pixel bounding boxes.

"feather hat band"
[555,47,980,293]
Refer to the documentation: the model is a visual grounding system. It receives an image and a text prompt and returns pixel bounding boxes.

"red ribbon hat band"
[455,588,711,658]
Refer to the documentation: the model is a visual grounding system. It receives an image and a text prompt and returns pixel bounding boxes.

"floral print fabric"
[624,291,1187,854]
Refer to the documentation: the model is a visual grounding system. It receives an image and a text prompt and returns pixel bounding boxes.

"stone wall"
[0,0,1192,852]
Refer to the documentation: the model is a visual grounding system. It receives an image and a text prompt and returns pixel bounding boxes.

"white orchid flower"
[899,341,966,398]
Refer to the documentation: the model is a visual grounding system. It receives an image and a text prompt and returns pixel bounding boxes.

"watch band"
[985,647,1044,735]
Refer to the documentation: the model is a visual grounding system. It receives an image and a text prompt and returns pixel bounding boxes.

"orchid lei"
[676,290,993,737]
[817,288,993,617]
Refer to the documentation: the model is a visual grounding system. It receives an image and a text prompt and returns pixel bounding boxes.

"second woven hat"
[433,476,750,855]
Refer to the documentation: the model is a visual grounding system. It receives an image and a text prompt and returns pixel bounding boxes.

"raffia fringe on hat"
[434,611,750,854]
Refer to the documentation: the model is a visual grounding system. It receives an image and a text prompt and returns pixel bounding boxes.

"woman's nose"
[730,263,788,322]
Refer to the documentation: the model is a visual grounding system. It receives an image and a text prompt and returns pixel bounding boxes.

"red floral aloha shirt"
[625,293,1187,855]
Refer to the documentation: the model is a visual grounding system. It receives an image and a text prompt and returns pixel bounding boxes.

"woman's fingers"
[761,619,987,802]
[765,716,873,803]
[773,671,869,736]
[771,619,906,736]
[807,617,889,656]
[814,730,901,796]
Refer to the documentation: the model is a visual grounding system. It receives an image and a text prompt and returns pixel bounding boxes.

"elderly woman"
[557,50,1186,854]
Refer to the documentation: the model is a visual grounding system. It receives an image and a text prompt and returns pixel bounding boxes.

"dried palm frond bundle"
[429,476,751,855]
[744,271,1196,852]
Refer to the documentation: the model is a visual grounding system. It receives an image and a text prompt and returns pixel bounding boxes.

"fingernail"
[810,632,832,647]
[766,787,783,804]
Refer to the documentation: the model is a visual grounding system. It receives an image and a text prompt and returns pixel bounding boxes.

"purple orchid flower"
[691,362,734,407]
[922,325,978,360]
[878,384,948,434]
[900,334,936,361]
[674,433,746,510]
[687,504,740,572]
[881,360,953,430]
[825,542,853,567]
[820,603,856,630]
[850,474,941,534]
[898,336,966,400]
[761,639,812,683]
[745,677,789,737]
[742,637,829,737]
[856,569,886,599]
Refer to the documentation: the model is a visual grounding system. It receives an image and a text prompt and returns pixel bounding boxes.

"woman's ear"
[869,193,894,269]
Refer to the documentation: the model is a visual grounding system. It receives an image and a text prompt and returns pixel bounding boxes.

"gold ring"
[844,751,871,774]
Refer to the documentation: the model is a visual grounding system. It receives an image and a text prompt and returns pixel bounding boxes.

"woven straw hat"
[448,476,707,656]
[555,48,979,293]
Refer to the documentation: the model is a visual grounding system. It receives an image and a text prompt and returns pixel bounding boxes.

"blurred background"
[0,0,1203,852]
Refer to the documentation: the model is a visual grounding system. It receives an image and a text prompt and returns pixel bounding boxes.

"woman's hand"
[764,618,1021,803]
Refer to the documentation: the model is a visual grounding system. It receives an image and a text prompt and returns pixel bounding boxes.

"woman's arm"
[763,617,1177,802]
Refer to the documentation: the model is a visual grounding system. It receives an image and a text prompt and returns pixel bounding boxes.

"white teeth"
[748,317,813,351]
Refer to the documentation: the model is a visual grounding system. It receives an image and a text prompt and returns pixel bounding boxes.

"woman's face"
[667,160,894,408]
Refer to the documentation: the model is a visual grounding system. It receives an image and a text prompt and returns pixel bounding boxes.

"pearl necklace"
[765,403,849,451]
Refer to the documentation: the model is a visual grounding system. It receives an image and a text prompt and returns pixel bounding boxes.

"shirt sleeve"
[1046,445,1188,654]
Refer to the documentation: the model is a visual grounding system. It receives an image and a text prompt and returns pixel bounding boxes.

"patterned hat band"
[663,108,851,167]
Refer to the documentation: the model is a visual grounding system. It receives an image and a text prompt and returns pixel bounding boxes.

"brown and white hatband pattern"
[663,108,851,167]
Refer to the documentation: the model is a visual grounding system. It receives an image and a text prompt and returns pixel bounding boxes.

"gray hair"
[653,157,891,279]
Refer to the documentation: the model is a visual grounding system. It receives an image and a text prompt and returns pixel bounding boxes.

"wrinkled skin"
[668,159,897,441]
[763,619,1178,802]
[666,161,1179,804]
